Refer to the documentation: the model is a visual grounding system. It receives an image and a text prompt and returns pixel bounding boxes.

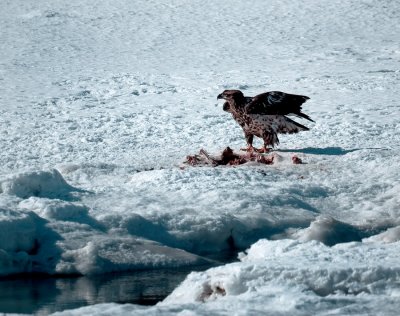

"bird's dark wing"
[237,96,254,109]
[244,96,253,104]
[245,91,314,122]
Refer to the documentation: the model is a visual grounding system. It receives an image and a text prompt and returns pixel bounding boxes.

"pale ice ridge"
[0,171,209,276]
[164,240,400,308]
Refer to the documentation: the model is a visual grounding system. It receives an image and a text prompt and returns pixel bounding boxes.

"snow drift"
[0,169,80,200]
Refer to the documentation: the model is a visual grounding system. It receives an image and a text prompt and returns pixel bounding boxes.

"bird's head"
[217,90,244,102]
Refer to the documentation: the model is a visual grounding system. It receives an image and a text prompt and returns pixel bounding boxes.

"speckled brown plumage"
[217,89,314,152]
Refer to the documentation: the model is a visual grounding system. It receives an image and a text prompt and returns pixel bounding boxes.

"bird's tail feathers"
[293,112,315,122]
[281,116,309,133]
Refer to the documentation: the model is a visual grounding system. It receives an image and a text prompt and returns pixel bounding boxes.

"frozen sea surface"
[1,0,400,315]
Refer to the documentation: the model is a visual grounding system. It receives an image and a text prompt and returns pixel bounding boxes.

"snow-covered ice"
[1,0,400,314]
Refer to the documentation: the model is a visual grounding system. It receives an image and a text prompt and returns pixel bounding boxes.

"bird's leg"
[241,134,259,152]
[257,132,275,153]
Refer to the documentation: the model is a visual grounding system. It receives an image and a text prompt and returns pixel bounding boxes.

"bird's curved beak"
[217,93,224,100]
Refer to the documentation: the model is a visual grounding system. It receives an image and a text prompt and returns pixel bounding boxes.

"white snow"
[0,173,209,276]
[1,0,400,314]
[164,239,400,306]
[0,169,79,199]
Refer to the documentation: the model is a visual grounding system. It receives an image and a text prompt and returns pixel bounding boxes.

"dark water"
[0,266,207,315]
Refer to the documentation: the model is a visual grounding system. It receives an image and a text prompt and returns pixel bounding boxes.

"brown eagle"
[217,90,314,152]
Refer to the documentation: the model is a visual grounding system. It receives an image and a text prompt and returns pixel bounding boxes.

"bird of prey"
[217,90,314,153]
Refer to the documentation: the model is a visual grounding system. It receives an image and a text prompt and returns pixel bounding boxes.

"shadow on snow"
[278,146,381,156]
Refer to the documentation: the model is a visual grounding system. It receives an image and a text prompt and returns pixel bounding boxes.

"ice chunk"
[165,239,400,308]
[294,215,363,245]
[55,236,210,275]
[364,225,400,243]
[0,208,40,253]
[0,207,52,276]
[0,169,80,200]
[19,197,101,229]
